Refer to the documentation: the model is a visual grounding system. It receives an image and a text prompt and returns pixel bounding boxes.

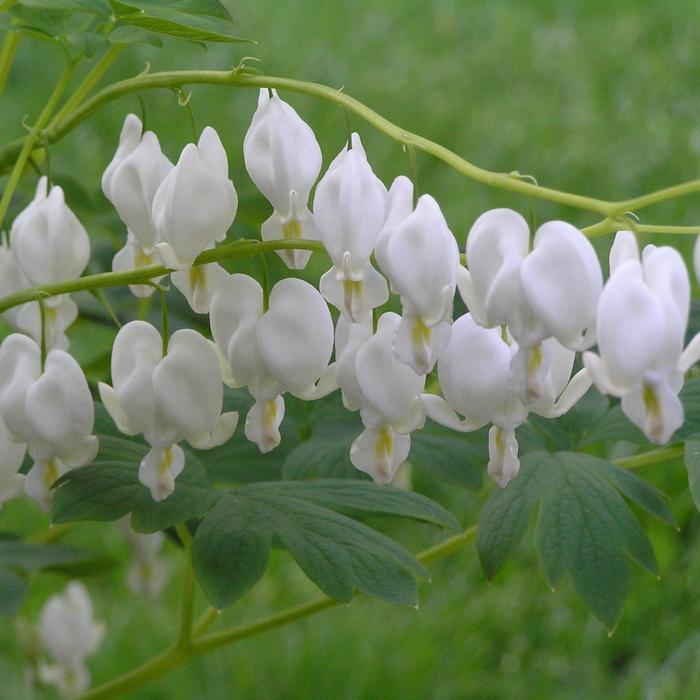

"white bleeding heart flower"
[334,315,373,411]
[0,334,98,509]
[38,581,104,698]
[118,520,168,601]
[0,415,26,509]
[423,314,591,487]
[15,296,78,351]
[99,321,238,501]
[374,175,414,278]
[210,275,335,453]
[102,114,173,250]
[384,194,459,374]
[458,208,602,404]
[584,232,700,444]
[171,259,228,314]
[0,233,29,327]
[153,127,237,270]
[11,177,90,286]
[112,231,164,298]
[314,133,389,321]
[244,89,322,270]
[348,312,426,484]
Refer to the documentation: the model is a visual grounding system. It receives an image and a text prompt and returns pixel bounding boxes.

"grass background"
[3,1,700,698]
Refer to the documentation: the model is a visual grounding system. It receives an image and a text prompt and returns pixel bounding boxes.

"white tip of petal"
[244,396,285,453]
[487,426,520,487]
[139,444,185,502]
[350,425,410,484]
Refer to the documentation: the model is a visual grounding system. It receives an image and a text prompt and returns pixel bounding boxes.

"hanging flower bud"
[0,334,98,509]
[314,133,389,321]
[10,177,90,286]
[171,258,228,314]
[584,232,700,444]
[99,322,238,500]
[0,234,29,327]
[38,581,104,698]
[102,114,173,250]
[210,275,335,453]
[349,313,426,484]
[423,314,590,486]
[112,231,164,298]
[15,297,78,351]
[244,89,322,269]
[153,127,237,270]
[383,194,459,374]
[0,415,26,508]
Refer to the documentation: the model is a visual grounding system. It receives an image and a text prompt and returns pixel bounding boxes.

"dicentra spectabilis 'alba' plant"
[0,415,26,508]
[423,314,591,486]
[102,113,173,251]
[15,297,78,352]
[0,334,98,509]
[153,127,237,269]
[382,194,459,374]
[111,230,164,298]
[584,232,700,444]
[10,177,90,286]
[99,321,238,501]
[374,175,414,279]
[38,581,104,698]
[0,234,29,327]
[334,315,374,411]
[314,133,389,321]
[244,88,322,270]
[458,208,602,404]
[118,520,168,601]
[345,313,426,484]
[210,274,335,452]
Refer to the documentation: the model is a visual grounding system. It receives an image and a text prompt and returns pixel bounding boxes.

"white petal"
[520,221,602,348]
[112,232,162,298]
[609,231,639,273]
[25,458,67,512]
[244,396,285,453]
[374,175,414,277]
[319,260,389,322]
[260,198,319,270]
[350,425,410,484]
[257,278,334,393]
[139,444,185,501]
[421,393,485,432]
[621,374,684,444]
[15,296,78,351]
[171,262,229,314]
[393,311,451,375]
[488,426,520,487]
[0,334,41,442]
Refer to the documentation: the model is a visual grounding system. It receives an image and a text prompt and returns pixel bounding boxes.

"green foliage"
[476,452,674,631]
[192,480,457,609]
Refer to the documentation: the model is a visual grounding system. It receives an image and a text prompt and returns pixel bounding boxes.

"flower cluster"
[1,87,699,509]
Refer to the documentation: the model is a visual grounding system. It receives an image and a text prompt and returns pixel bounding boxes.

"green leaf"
[192,480,448,609]
[16,0,110,13]
[684,439,700,511]
[477,451,668,631]
[0,537,113,574]
[676,379,700,439]
[110,0,251,43]
[579,403,648,446]
[409,427,485,489]
[51,448,219,533]
[108,23,163,47]
[0,567,27,616]
[282,436,359,480]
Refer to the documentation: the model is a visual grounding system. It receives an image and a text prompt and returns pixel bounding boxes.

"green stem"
[192,606,220,637]
[612,445,685,470]
[75,528,476,700]
[0,239,326,315]
[175,524,195,650]
[0,61,75,231]
[158,286,169,357]
[89,288,122,329]
[0,30,20,102]
[49,44,125,129]
[38,298,47,371]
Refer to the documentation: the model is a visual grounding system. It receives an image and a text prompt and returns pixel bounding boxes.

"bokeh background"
[3,1,700,698]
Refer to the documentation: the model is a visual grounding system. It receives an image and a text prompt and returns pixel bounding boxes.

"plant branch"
[0,238,326,314]
[0,29,20,102]
[175,524,196,650]
[0,60,75,230]
[612,445,685,470]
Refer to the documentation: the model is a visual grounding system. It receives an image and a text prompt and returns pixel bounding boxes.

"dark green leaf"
[0,567,27,616]
[108,23,163,46]
[192,480,447,609]
[110,0,251,43]
[477,451,668,631]
[0,537,112,574]
[676,379,700,439]
[684,439,700,511]
[282,437,359,480]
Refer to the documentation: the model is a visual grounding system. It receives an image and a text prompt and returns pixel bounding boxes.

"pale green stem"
[174,524,196,650]
[0,239,326,315]
[192,606,220,637]
[0,61,75,231]
[612,445,685,470]
[49,45,125,128]
[0,30,20,102]
[89,288,122,329]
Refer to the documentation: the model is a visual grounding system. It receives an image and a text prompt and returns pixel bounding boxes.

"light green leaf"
[110,0,251,43]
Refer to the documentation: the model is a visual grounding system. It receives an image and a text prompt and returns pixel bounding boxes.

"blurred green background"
[3,1,700,698]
